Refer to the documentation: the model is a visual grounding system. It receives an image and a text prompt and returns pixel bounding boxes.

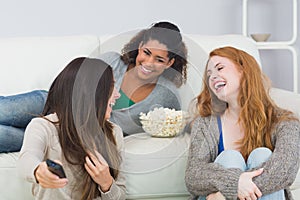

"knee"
[247,147,272,168]
[31,90,48,103]
[218,149,242,158]
[215,150,246,170]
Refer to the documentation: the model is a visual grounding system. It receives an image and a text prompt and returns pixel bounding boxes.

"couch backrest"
[0,35,100,95]
[2,33,259,109]
[2,34,299,118]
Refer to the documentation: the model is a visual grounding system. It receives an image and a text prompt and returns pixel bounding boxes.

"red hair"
[196,46,297,159]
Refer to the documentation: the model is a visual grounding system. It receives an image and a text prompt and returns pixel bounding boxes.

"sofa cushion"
[0,152,34,200]
[0,35,100,96]
[123,133,190,199]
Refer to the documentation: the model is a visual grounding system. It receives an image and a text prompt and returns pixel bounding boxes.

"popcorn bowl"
[139,107,188,138]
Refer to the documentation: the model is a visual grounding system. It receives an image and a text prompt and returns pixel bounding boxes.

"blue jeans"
[198,148,284,200]
[0,90,48,153]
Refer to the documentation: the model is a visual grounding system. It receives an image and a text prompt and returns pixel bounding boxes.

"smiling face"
[105,87,120,119]
[206,55,242,103]
[134,39,174,83]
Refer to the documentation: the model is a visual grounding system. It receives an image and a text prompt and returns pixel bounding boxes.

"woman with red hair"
[185,46,300,200]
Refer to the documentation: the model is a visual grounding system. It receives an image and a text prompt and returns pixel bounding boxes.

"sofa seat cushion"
[0,152,34,200]
[123,133,190,199]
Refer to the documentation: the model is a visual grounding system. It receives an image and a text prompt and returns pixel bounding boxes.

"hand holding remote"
[46,159,67,178]
[34,160,68,188]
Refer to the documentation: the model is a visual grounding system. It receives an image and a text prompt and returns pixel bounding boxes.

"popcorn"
[139,107,188,137]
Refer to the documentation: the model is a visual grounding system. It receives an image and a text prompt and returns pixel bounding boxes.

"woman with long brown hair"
[18,57,125,200]
[185,46,300,200]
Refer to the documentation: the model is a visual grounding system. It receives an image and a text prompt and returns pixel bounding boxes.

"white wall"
[0,0,299,92]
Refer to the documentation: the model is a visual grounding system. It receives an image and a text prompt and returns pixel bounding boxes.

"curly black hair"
[121,21,188,87]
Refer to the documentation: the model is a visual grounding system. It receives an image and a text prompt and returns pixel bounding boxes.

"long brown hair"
[42,57,121,200]
[121,21,188,87]
[196,46,298,159]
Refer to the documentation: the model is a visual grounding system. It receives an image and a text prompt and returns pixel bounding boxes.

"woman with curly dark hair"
[0,21,188,153]
[100,21,188,135]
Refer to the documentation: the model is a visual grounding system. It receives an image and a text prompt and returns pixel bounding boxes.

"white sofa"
[0,33,300,200]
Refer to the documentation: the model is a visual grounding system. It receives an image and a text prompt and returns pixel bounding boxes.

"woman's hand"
[34,161,68,188]
[85,151,113,192]
[207,191,226,200]
[238,168,263,200]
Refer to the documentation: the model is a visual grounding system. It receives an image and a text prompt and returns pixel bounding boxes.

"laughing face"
[134,39,174,83]
[206,55,242,103]
[105,87,120,120]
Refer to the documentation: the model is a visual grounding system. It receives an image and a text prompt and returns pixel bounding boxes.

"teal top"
[113,89,135,110]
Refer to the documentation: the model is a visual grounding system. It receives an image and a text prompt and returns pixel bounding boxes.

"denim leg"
[247,147,272,169]
[0,90,48,127]
[0,125,25,153]
[197,150,247,199]
[259,191,285,200]
[247,147,285,200]
[215,149,247,170]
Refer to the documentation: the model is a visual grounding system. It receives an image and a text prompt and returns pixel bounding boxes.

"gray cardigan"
[100,52,181,135]
[185,114,300,200]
